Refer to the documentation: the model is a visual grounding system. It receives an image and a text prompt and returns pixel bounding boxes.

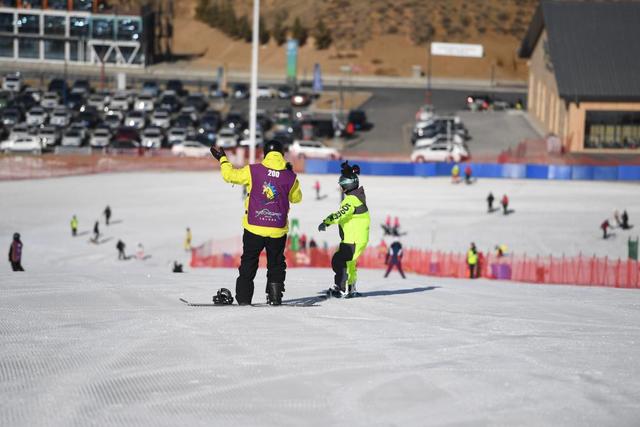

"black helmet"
[339,160,360,192]
[264,139,284,156]
[13,232,20,240]
[213,288,234,305]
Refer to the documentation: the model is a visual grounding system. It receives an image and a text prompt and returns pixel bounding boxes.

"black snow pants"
[384,259,406,278]
[236,230,287,304]
[331,243,355,291]
[11,261,24,271]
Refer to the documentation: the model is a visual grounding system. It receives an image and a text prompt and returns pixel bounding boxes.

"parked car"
[109,139,141,150]
[110,92,131,111]
[1,108,22,127]
[198,111,221,134]
[232,83,249,99]
[69,122,90,141]
[239,129,264,147]
[88,127,111,148]
[256,86,276,99]
[9,123,31,141]
[288,139,341,160]
[171,139,211,157]
[415,133,465,149]
[151,109,171,129]
[166,79,186,97]
[141,127,164,148]
[167,127,188,145]
[134,94,155,112]
[174,112,196,130]
[103,113,122,130]
[40,91,60,110]
[277,85,293,99]
[37,126,60,148]
[48,78,68,97]
[411,142,469,163]
[158,92,181,112]
[88,93,110,112]
[26,107,48,127]
[61,129,84,146]
[65,92,86,111]
[0,90,11,109]
[50,108,71,127]
[72,79,92,96]
[185,94,208,112]
[76,109,100,128]
[216,127,239,148]
[223,111,246,132]
[2,72,21,92]
[347,109,368,131]
[291,92,312,107]
[113,127,140,144]
[142,80,160,97]
[415,104,436,122]
[1,136,41,154]
[125,111,146,129]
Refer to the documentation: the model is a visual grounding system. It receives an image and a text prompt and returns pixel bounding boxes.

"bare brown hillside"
[149,0,537,80]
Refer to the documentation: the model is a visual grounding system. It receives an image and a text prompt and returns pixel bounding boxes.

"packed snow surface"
[1,171,640,426]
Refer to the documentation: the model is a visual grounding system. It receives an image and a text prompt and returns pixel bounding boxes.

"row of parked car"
[409,104,471,162]
[0,73,347,159]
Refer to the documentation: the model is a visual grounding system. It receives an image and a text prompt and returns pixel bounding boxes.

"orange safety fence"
[191,241,640,289]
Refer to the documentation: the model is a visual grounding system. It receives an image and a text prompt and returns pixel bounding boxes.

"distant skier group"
[601,209,632,239]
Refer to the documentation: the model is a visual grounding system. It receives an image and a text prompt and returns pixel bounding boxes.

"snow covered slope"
[1,172,639,426]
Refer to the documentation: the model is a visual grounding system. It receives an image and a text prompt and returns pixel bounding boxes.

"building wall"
[567,102,640,152]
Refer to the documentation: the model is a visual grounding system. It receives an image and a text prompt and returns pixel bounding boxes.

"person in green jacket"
[318,161,370,297]
[70,215,78,237]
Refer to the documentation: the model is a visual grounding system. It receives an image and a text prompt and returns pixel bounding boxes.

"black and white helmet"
[339,160,360,192]
[213,288,234,305]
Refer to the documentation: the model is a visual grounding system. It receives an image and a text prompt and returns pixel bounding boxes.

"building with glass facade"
[0,1,154,67]
[519,1,640,152]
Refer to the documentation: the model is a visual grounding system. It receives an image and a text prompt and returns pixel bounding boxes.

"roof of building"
[519,0,640,102]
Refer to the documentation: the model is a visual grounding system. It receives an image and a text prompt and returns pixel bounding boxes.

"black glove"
[286,162,293,171]
[210,145,226,161]
[318,222,327,232]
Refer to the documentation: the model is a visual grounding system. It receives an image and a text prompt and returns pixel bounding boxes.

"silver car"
[141,127,164,148]
[103,113,122,130]
[0,136,41,154]
[110,92,131,111]
[40,91,60,110]
[90,128,111,148]
[9,123,31,141]
[216,128,239,148]
[125,111,146,129]
[134,94,155,112]
[88,93,110,112]
[26,107,48,127]
[167,127,188,145]
[38,126,60,148]
[151,109,171,129]
[50,108,71,127]
[62,129,84,146]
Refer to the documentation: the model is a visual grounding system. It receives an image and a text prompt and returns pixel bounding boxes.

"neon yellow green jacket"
[219,152,302,238]
[323,187,370,248]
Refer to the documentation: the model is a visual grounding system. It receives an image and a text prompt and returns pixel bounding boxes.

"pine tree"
[237,15,252,42]
[272,11,288,46]
[313,18,332,49]
[195,0,210,23]
[291,17,308,47]
[259,14,270,45]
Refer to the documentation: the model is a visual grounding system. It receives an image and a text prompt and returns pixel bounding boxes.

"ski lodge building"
[519,0,640,153]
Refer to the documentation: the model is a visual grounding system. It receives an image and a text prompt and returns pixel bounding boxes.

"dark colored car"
[159,93,181,113]
[1,107,22,127]
[48,78,68,97]
[199,111,221,133]
[113,126,141,143]
[174,113,197,129]
[72,79,92,95]
[166,79,186,97]
[347,109,369,131]
[11,93,38,111]
[185,94,208,112]
[232,83,249,99]
[66,92,86,111]
[142,80,160,97]
[223,111,247,132]
[257,111,273,132]
[77,109,100,128]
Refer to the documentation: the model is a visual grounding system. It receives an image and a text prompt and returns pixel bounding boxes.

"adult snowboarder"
[70,215,78,236]
[92,220,100,242]
[210,140,302,305]
[103,205,112,226]
[501,194,509,215]
[487,192,495,212]
[318,161,370,297]
[8,232,24,271]
[622,210,631,229]
[116,240,127,260]
[384,240,406,279]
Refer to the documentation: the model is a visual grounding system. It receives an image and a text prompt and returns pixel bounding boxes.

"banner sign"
[431,42,483,58]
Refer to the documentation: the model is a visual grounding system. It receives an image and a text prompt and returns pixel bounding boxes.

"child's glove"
[318,222,327,232]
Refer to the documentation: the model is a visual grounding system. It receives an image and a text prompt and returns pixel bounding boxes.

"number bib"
[247,164,296,228]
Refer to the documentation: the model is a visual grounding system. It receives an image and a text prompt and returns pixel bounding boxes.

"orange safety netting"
[191,241,640,289]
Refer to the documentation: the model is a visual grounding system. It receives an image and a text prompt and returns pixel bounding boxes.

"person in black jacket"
[104,205,112,226]
[8,232,24,271]
[487,192,495,212]
[384,241,406,279]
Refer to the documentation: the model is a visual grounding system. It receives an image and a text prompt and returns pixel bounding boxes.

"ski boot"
[343,283,359,299]
[266,282,284,306]
[327,285,343,298]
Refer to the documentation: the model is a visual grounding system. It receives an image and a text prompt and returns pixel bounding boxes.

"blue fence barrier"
[304,159,640,181]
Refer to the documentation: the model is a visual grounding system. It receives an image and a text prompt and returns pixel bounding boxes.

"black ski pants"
[11,262,24,271]
[331,243,355,290]
[236,230,287,304]
[384,259,406,278]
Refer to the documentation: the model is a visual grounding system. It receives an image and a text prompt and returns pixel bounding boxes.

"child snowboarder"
[601,219,610,239]
[184,227,192,251]
[8,232,24,271]
[70,215,78,236]
[210,140,303,305]
[451,164,460,183]
[501,194,509,215]
[464,165,473,184]
[318,161,370,297]
[384,240,406,279]
[103,205,112,226]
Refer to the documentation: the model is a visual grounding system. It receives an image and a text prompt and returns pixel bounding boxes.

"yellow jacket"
[219,152,302,238]
[467,249,478,265]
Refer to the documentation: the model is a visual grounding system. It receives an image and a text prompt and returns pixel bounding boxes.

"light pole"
[248,0,260,164]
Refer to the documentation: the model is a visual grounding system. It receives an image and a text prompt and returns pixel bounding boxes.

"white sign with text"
[431,42,484,58]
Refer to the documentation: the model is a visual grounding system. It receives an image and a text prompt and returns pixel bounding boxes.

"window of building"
[117,18,141,41]
[22,0,43,8]
[0,1,17,7]
[44,39,65,60]
[0,13,13,33]
[69,40,88,62]
[585,111,640,149]
[48,0,68,9]
[0,36,13,57]
[73,0,92,12]
[44,15,65,36]
[92,17,114,39]
[70,17,89,37]
[17,14,39,34]
[18,38,39,58]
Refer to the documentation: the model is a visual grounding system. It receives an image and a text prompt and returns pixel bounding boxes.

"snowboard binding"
[213,288,234,305]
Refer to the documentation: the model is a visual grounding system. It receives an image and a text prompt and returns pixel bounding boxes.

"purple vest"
[247,164,296,228]
[10,241,21,262]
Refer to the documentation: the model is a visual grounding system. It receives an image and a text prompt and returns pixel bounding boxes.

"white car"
[40,92,60,109]
[125,111,146,129]
[89,128,111,148]
[37,126,59,147]
[141,127,164,148]
[61,129,84,147]
[103,113,122,130]
[110,92,131,111]
[216,128,238,148]
[415,104,436,122]
[50,108,71,127]
[411,142,469,163]
[2,73,21,92]
[151,109,171,129]
[88,93,110,112]
[26,107,48,126]
[256,86,276,99]
[414,133,464,149]
[9,123,31,141]
[239,129,264,147]
[134,94,155,112]
[167,127,188,145]
[1,136,41,154]
[171,140,211,157]
[288,140,341,160]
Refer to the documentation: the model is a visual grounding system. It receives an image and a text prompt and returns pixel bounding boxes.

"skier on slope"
[8,232,24,271]
[210,140,302,305]
[318,161,370,297]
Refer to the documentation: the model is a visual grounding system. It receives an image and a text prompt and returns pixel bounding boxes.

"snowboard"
[179,296,324,307]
